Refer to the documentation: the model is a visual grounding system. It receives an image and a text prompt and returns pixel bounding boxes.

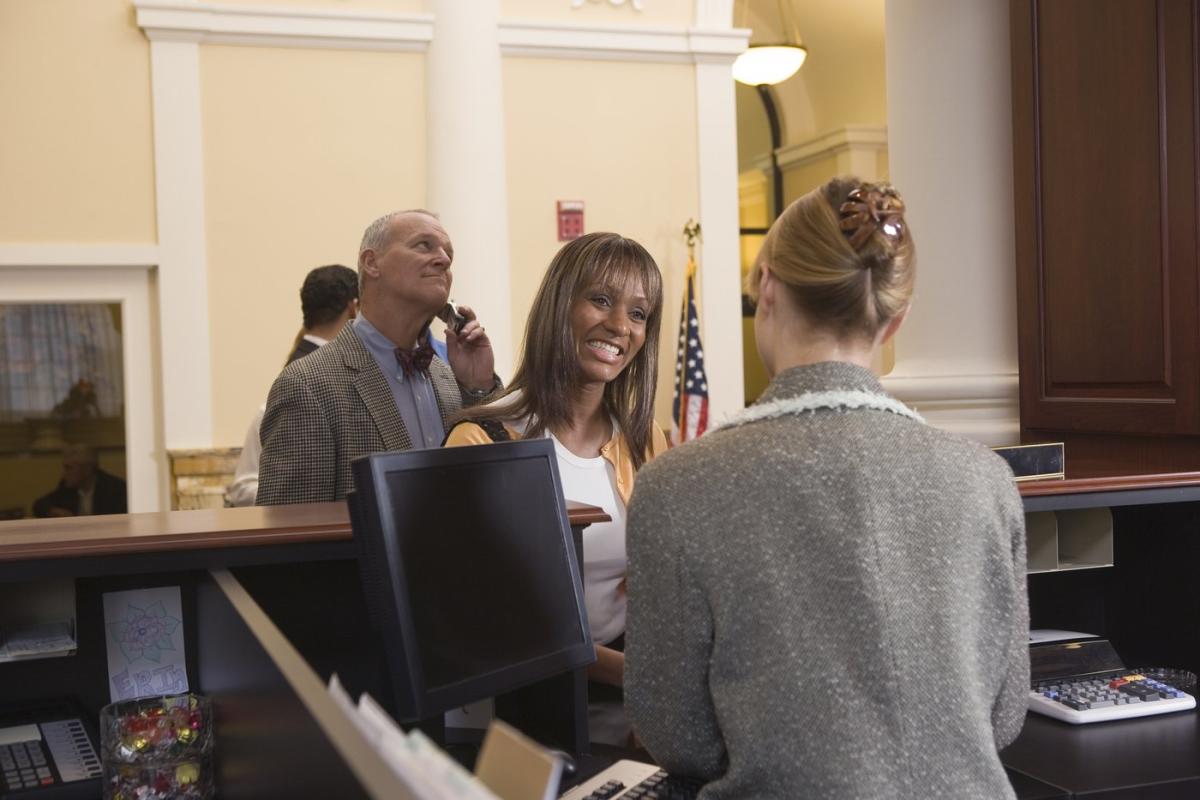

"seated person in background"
[624,178,1029,798]
[33,443,127,517]
[257,209,497,505]
[226,263,361,507]
[445,231,668,745]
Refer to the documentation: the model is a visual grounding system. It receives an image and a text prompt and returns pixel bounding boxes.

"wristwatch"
[461,374,502,401]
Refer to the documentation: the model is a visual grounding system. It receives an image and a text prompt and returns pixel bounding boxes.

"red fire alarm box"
[557,200,584,241]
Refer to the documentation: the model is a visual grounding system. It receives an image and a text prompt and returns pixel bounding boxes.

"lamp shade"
[732,44,807,86]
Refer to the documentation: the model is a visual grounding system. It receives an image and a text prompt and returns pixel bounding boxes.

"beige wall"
[501,0,695,25]
[736,0,887,164]
[4,0,716,449]
[780,146,886,201]
[772,0,887,141]
[201,45,426,445]
[0,0,155,242]
[207,0,424,9]
[502,57,699,429]
[735,81,773,173]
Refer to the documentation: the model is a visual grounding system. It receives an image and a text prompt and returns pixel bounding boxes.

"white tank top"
[550,432,627,646]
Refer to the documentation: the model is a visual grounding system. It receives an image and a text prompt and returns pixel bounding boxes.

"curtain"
[0,304,124,420]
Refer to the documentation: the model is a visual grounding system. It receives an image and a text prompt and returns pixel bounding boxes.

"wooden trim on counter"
[0,501,609,563]
[1019,472,1200,497]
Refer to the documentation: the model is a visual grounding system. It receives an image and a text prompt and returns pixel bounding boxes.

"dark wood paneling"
[1024,429,1200,478]
[1039,0,1165,388]
[196,574,373,799]
[1013,0,1200,441]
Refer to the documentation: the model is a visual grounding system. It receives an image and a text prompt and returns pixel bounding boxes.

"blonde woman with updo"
[623,177,1029,798]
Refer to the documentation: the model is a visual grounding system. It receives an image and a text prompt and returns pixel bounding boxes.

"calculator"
[1028,638,1196,724]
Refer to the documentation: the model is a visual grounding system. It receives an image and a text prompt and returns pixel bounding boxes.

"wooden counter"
[0,501,607,584]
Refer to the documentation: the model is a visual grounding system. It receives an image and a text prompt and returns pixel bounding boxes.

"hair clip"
[838,184,906,251]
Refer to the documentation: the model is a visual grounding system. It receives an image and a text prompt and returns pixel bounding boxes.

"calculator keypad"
[1034,673,1188,710]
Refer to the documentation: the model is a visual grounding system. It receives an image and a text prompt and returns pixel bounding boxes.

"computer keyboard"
[1029,671,1196,724]
[559,760,703,800]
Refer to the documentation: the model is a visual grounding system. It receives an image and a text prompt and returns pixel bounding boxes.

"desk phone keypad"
[0,719,102,795]
[0,739,54,791]
[561,761,702,800]
[1029,672,1197,724]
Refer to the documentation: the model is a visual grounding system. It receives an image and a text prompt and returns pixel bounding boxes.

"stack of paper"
[328,676,562,800]
[0,620,77,661]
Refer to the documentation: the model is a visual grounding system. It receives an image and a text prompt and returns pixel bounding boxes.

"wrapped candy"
[100,693,214,800]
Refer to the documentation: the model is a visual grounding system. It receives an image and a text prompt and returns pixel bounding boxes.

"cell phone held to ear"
[437,300,468,334]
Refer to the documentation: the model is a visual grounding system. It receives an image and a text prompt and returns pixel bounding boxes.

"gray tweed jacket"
[625,361,1029,800]
[256,323,465,505]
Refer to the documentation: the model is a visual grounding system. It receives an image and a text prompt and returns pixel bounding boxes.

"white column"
[147,36,215,452]
[693,61,745,421]
[693,0,746,420]
[882,0,1019,444]
[426,0,514,378]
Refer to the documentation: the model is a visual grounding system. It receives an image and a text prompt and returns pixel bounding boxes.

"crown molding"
[881,371,1020,446]
[133,0,433,51]
[499,20,747,63]
[133,1,748,60]
[776,125,888,169]
[881,371,1018,405]
[752,125,889,174]
[0,244,159,269]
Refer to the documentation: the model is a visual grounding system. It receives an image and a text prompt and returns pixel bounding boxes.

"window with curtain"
[0,303,126,520]
[0,304,124,419]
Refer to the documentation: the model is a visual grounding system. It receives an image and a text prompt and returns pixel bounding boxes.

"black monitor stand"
[405,522,606,786]
[411,523,592,758]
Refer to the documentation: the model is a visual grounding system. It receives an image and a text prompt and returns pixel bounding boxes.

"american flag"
[672,259,709,444]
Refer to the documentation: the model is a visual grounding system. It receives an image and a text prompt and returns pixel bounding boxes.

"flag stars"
[686,379,694,388]
[690,317,699,328]
[689,338,698,346]
[687,358,696,368]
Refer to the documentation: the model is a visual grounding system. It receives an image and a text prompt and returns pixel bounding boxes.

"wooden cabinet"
[1011,0,1200,475]
[1003,474,1200,798]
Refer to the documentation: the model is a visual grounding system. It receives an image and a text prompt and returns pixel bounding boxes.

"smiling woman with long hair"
[445,231,668,744]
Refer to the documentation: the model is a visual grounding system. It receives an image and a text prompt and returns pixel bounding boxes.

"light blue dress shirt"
[352,315,448,450]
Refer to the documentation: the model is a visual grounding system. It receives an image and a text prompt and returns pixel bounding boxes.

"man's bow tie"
[395,342,434,377]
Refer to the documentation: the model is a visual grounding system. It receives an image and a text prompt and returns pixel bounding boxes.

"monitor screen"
[349,439,595,722]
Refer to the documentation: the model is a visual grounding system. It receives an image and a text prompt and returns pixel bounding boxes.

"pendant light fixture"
[732,0,807,86]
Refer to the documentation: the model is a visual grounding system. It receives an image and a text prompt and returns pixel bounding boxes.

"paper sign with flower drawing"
[103,586,190,701]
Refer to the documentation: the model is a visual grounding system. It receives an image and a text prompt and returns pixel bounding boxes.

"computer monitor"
[348,438,596,724]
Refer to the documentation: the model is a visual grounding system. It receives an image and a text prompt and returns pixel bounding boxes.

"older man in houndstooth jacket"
[257,210,498,505]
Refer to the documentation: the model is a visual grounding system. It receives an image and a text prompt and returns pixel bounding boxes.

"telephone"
[437,300,468,334]
[0,700,101,799]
